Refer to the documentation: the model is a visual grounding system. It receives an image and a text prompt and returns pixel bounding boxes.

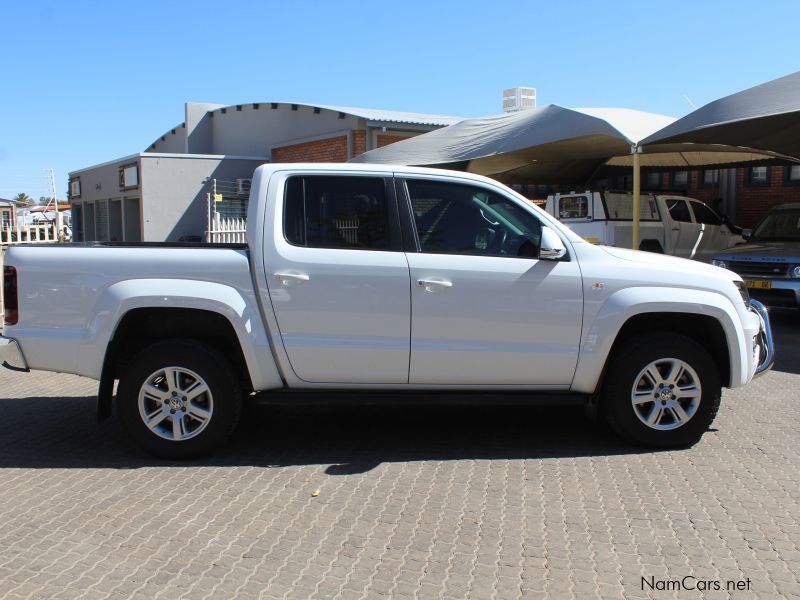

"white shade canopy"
[640,70,800,161]
[351,104,676,183]
[352,71,800,184]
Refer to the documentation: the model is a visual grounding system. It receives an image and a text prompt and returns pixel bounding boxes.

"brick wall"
[376,134,409,148]
[352,131,366,157]
[272,135,349,163]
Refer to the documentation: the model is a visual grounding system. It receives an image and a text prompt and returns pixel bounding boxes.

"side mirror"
[742,229,752,241]
[539,226,567,260]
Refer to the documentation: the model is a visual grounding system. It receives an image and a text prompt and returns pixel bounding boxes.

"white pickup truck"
[1,164,773,458]
[545,191,744,260]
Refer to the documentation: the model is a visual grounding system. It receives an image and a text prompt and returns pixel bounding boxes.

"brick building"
[68,102,461,242]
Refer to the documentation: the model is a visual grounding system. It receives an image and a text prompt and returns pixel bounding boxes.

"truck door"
[663,198,699,258]
[398,177,583,386]
[264,173,411,384]
[688,200,725,262]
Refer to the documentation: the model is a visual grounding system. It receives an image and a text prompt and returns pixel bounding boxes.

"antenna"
[682,95,697,110]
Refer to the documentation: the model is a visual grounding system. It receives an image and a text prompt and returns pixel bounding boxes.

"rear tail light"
[3,266,18,325]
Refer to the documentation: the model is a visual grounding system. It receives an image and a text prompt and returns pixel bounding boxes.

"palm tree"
[13,192,34,208]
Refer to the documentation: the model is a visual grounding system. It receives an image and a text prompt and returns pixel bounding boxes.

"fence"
[1,223,61,245]
[208,214,247,243]
[206,178,249,243]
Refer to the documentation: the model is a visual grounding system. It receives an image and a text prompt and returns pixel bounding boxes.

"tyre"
[602,332,721,448]
[638,239,664,253]
[116,339,242,459]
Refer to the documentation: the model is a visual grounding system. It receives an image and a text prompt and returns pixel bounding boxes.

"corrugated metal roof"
[314,104,463,126]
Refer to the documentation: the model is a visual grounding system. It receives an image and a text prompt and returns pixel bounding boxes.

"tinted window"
[667,199,692,223]
[558,196,589,219]
[406,180,542,258]
[284,176,390,250]
[690,202,722,226]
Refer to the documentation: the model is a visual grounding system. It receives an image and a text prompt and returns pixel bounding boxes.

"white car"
[1,164,773,458]
[545,191,744,260]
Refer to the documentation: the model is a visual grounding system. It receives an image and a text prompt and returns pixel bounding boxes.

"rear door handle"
[417,278,453,292]
[274,272,310,285]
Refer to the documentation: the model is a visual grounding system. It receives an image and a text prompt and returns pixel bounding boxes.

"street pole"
[50,168,63,242]
[631,146,641,250]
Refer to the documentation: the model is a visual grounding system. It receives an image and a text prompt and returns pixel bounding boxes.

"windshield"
[752,208,800,241]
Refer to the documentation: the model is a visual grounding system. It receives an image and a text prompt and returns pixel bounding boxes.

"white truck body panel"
[545,191,744,260]
[2,163,767,398]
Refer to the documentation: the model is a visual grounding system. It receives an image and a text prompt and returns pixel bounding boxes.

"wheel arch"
[572,287,745,394]
[91,279,284,421]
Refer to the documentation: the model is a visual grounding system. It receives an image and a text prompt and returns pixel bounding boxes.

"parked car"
[712,203,800,308]
[1,164,773,458]
[545,191,744,260]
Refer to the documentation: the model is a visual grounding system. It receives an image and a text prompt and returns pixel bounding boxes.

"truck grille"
[728,261,790,278]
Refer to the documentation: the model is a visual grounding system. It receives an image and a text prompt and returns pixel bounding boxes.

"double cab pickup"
[1,164,774,458]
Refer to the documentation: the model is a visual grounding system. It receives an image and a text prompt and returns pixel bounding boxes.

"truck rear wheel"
[116,340,242,458]
[602,333,721,448]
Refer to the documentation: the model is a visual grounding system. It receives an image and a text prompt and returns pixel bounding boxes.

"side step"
[252,390,590,407]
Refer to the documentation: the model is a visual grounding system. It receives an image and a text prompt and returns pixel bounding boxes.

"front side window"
[690,202,722,225]
[405,180,542,258]
[667,199,692,223]
[284,176,391,250]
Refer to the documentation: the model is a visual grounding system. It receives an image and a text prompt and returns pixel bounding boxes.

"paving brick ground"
[1,310,799,599]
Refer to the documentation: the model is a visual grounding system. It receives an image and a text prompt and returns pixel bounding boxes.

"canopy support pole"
[631,145,642,250]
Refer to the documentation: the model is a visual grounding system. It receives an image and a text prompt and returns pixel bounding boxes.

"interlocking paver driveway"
[1,311,799,599]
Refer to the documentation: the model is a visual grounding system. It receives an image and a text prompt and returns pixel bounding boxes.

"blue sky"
[1,0,798,200]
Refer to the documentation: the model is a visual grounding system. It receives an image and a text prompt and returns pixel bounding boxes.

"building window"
[785,164,800,185]
[671,170,689,189]
[700,169,719,188]
[69,178,81,199]
[645,172,661,189]
[746,165,770,186]
[119,164,139,191]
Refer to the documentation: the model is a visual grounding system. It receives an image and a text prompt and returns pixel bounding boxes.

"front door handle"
[274,272,310,285]
[417,278,453,292]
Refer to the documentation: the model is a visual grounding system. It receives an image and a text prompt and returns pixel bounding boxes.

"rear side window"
[666,199,692,223]
[284,176,391,250]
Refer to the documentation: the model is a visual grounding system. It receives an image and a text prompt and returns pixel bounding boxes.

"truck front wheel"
[116,340,242,458]
[602,333,721,448]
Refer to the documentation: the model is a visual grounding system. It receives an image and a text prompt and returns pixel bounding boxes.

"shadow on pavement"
[0,396,659,470]
[766,308,800,375]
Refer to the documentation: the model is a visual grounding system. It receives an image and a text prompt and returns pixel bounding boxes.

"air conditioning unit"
[237,178,252,195]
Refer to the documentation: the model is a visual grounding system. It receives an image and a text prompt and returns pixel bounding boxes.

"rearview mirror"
[539,226,567,260]
[742,229,752,241]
